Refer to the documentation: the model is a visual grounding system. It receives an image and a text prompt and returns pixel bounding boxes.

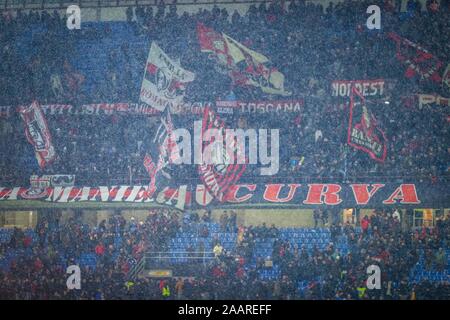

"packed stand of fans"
[0,1,449,187]
[0,208,448,299]
[0,208,180,299]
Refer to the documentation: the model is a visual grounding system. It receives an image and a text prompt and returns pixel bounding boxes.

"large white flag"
[140,42,195,111]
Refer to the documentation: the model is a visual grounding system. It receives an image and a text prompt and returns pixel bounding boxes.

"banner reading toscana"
[0,100,305,119]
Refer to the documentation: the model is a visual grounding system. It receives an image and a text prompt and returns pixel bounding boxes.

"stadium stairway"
[169,222,237,263]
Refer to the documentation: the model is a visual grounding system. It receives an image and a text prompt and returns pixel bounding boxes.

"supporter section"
[0,207,449,299]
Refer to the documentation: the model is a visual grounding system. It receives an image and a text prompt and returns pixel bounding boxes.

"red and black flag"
[198,107,247,202]
[347,87,387,162]
[197,23,290,96]
[388,32,443,83]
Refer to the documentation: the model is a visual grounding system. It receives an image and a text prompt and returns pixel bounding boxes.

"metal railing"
[0,0,286,11]
[128,251,216,279]
[145,251,216,265]
[0,0,419,12]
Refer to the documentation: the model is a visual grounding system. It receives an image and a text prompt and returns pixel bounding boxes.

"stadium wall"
[0,0,437,21]
[3,208,450,229]
[0,210,37,228]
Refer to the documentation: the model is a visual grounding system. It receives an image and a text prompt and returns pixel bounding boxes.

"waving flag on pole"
[141,42,192,200]
[143,107,180,198]
[347,87,387,162]
[197,23,291,96]
[19,101,56,168]
[140,42,195,111]
[388,32,443,83]
[198,107,247,202]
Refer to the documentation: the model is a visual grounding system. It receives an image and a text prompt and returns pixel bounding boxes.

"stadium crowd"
[0,0,449,187]
[0,0,449,301]
[0,208,449,299]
